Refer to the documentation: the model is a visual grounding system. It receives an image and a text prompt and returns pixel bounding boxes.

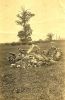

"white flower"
[17,65,21,68]
[10,64,16,67]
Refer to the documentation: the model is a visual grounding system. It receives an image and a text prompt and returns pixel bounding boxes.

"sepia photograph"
[0,0,65,100]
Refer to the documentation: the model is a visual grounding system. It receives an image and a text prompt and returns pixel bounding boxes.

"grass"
[0,41,65,100]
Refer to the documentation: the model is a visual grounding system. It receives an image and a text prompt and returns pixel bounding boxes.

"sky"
[0,0,65,43]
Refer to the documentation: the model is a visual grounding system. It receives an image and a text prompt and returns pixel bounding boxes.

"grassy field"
[0,40,65,100]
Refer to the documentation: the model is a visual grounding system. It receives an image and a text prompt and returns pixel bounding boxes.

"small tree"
[16,8,35,44]
[46,33,54,41]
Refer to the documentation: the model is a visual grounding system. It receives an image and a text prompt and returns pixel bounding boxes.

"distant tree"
[46,33,54,41]
[16,8,35,44]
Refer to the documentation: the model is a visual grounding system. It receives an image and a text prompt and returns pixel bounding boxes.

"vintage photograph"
[0,0,65,100]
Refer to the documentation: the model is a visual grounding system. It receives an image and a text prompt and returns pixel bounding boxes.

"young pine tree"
[16,9,35,44]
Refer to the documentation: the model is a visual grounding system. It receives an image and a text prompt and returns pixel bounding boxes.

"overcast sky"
[0,0,65,43]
